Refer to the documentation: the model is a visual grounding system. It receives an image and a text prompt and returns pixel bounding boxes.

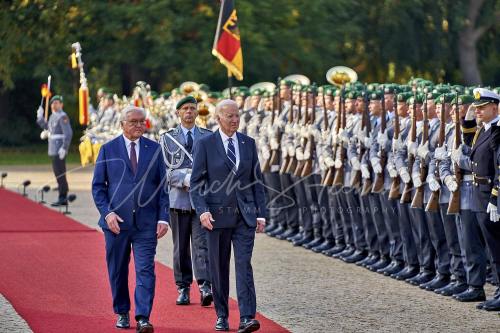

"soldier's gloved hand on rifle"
[361,164,370,179]
[434,146,448,161]
[370,157,382,174]
[36,106,44,120]
[465,105,476,121]
[58,147,66,160]
[407,140,418,156]
[296,147,304,160]
[444,175,458,192]
[270,138,279,150]
[387,162,398,178]
[364,136,372,147]
[412,172,422,188]
[183,173,191,188]
[262,148,271,160]
[325,156,335,168]
[350,157,361,170]
[399,167,411,183]
[486,203,500,222]
[451,144,464,165]
[40,130,49,140]
[417,142,430,160]
[334,158,342,169]
[427,174,440,192]
[377,130,389,147]
[392,136,403,152]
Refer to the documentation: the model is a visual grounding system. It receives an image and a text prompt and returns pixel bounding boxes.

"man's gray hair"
[120,106,146,122]
[215,99,239,117]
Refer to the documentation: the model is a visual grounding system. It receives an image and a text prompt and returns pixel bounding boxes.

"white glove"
[377,130,389,147]
[36,106,44,119]
[434,146,448,161]
[364,136,372,147]
[40,130,49,140]
[334,158,342,169]
[417,142,430,160]
[270,138,279,150]
[427,174,440,192]
[486,203,500,222]
[387,163,398,178]
[262,148,271,160]
[361,164,370,179]
[287,144,295,157]
[332,132,338,145]
[296,148,304,160]
[325,156,335,167]
[350,157,361,170]
[444,175,458,192]
[399,168,411,183]
[183,173,191,188]
[407,141,418,156]
[370,157,382,174]
[392,136,403,152]
[58,147,66,160]
[465,105,475,121]
[412,172,422,188]
[451,145,463,165]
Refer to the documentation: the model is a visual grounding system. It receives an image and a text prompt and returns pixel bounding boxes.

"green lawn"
[0,145,80,165]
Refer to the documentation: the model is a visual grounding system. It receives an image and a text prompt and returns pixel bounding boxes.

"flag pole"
[228,69,233,99]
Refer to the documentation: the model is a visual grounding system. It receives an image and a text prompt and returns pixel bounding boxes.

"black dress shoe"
[292,235,314,247]
[381,261,405,276]
[480,297,500,311]
[264,223,278,234]
[420,274,450,291]
[453,286,486,302]
[323,244,345,256]
[136,317,153,333]
[358,254,380,267]
[392,266,419,280]
[215,317,229,331]
[276,228,298,240]
[407,271,435,286]
[267,226,285,238]
[116,313,130,329]
[435,281,468,296]
[312,240,335,253]
[333,245,355,259]
[367,257,390,272]
[303,237,324,250]
[50,199,68,207]
[343,250,368,264]
[238,318,260,333]
[285,229,301,241]
[176,287,190,305]
[199,281,213,307]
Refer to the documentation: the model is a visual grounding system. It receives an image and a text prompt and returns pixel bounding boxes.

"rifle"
[400,90,417,204]
[322,90,340,186]
[372,89,387,193]
[426,96,446,212]
[388,91,401,199]
[268,77,282,169]
[332,85,346,186]
[285,88,301,174]
[294,90,308,176]
[351,86,367,190]
[261,90,276,172]
[360,89,373,196]
[411,94,429,208]
[280,82,294,174]
[302,86,316,177]
[447,92,461,214]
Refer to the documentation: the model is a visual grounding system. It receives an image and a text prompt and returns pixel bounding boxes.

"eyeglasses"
[124,120,146,126]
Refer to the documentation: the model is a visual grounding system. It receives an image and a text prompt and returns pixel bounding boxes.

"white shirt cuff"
[158,220,169,225]
[257,218,266,224]
[105,212,114,221]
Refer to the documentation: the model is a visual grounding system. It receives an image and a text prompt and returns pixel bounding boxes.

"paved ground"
[1,164,499,332]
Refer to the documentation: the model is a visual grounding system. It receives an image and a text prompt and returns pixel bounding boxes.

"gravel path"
[0,294,33,333]
[1,164,499,332]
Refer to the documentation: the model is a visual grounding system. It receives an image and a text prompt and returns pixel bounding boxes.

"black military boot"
[267,225,286,238]
[292,232,314,247]
[288,229,304,242]
[343,250,368,264]
[303,228,324,250]
[356,252,379,267]
[392,265,419,280]
[276,227,298,240]
[333,245,355,259]
[312,239,335,253]
[323,243,345,256]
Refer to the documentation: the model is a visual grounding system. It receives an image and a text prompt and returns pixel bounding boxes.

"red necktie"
[130,141,138,174]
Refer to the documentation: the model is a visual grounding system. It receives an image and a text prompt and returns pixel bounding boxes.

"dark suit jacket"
[189,130,267,228]
[92,135,169,232]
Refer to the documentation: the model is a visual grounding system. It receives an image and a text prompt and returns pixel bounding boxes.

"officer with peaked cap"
[36,95,73,206]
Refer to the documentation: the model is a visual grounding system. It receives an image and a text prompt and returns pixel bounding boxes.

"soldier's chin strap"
[160,132,193,169]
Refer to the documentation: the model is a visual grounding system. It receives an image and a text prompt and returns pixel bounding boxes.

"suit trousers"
[410,207,435,272]
[51,156,68,199]
[280,173,300,229]
[368,193,389,257]
[327,186,345,245]
[207,217,256,319]
[425,210,451,276]
[263,172,286,228]
[440,204,466,282]
[477,211,500,285]
[104,227,157,319]
[170,209,210,288]
[458,210,487,287]
[344,188,367,251]
[397,203,419,266]
[380,193,404,262]
[359,192,378,254]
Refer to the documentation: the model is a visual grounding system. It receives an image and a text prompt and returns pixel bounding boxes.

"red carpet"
[0,189,288,332]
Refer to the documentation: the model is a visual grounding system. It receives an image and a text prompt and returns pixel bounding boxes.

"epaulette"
[167,127,180,135]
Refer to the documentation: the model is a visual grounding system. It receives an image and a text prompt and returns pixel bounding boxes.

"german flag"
[212,0,243,81]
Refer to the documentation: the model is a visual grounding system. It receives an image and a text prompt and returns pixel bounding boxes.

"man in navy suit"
[92,106,169,332]
[190,99,267,332]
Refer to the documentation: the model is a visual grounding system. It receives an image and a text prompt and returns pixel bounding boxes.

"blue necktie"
[130,141,138,174]
[227,138,237,174]
[186,130,193,152]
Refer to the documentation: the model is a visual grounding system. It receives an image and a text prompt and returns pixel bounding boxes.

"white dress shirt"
[180,124,195,142]
[219,129,240,170]
[484,116,500,131]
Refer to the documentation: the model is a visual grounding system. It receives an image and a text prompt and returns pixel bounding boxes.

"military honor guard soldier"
[36,95,73,206]
[159,96,213,307]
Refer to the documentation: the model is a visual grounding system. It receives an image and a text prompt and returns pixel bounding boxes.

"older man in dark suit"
[92,106,169,332]
[190,99,267,332]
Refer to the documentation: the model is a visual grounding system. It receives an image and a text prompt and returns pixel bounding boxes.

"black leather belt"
[472,174,492,186]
